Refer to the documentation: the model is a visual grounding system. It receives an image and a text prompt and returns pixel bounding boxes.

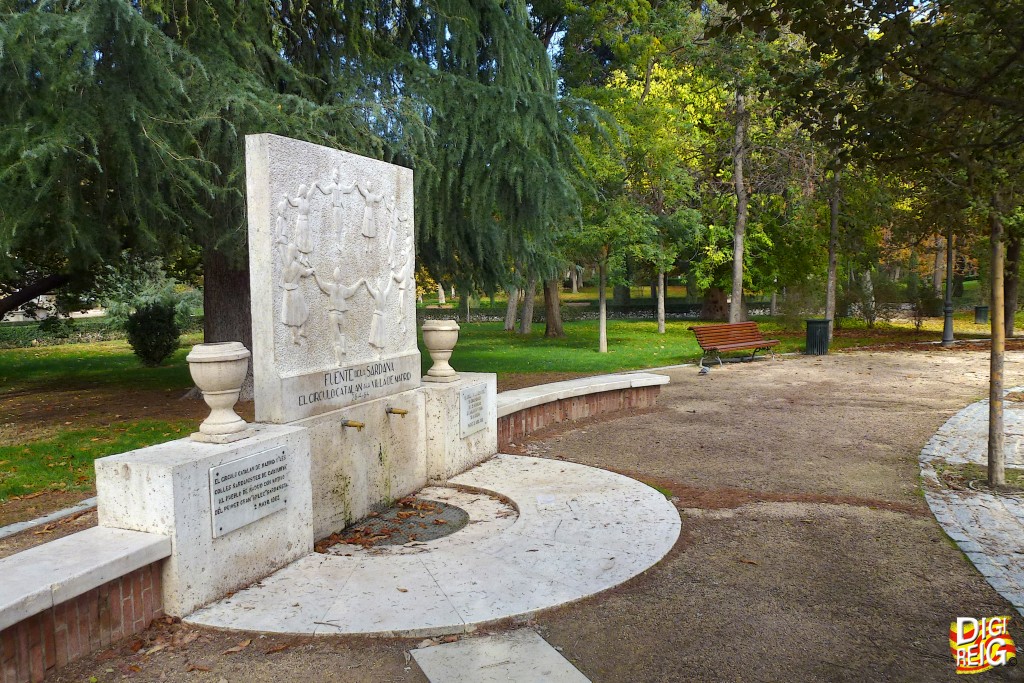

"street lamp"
[942,229,955,347]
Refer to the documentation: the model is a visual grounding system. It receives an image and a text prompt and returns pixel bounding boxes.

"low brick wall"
[0,562,163,683]
[498,385,660,449]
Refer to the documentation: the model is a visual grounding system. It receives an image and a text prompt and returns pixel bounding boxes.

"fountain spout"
[386,406,409,418]
[341,419,365,432]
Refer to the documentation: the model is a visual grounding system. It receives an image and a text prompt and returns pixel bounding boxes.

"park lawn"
[437,319,804,376]
[0,332,201,396]
[0,420,195,500]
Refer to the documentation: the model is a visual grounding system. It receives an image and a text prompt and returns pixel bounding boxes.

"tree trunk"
[861,270,875,328]
[686,271,698,302]
[203,249,254,400]
[504,287,519,331]
[0,273,72,317]
[825,166,841,341]
[543,278,565,337]
[598,260,608,353]
[770,291,778,316]
[729,88,749,324]
[657,269,666,334]
[518,277,536,335]
[459,289,470,323]
[933,236,944,297]
[990,210,1006,487]
[1004,229,1021,339]
[437,283,445,305]
[613,284,631,305]
[570,267,578,293]
[700,287,729,321]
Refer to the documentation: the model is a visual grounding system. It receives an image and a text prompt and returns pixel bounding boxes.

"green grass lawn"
[0,332,201,396]
[0,421,194,500]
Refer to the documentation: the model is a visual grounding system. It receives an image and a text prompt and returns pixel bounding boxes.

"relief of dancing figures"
[357,179,385,252]
[287,183,318,265]
[364,274,394,352]
[314,268,364,365]
[319,168,356,249]
[391,235,415,333]
[277,235,315,345]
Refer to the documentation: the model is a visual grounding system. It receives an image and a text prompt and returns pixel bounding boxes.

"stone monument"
[245,134,496,537]
[93,133,498,618]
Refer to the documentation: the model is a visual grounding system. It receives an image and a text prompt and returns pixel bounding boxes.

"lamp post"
[941,229,955,347]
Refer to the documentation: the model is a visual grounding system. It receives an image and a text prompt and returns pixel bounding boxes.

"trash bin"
[806,319,831,355]
[975,306,989,324]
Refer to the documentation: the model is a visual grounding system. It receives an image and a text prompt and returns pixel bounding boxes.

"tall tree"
[1,0,591,350]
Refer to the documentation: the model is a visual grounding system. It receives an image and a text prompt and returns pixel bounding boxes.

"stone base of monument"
[95,424,313,617]
[295,389,428,539]
[421,372,498,482]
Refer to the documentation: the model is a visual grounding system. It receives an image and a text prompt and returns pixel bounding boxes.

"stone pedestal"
[295,389,427,538]
[95,425,312,617]
[420,373,498,482]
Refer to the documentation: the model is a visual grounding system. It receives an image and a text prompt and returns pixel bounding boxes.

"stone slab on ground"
[412,630,590,683]
[184,454,680,636]
[920,388,1024,615]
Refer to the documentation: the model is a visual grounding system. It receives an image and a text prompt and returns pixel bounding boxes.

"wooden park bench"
[689,322,780,368]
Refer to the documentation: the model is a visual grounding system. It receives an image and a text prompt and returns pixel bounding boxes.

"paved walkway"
[186,454,680,636]
[920,389,1024,614]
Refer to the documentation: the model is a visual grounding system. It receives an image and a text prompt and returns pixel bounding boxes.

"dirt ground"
[31,347,1024,681]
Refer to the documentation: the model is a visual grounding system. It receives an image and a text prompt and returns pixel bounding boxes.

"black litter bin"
[806,319,831,355]
[975,306,989,324]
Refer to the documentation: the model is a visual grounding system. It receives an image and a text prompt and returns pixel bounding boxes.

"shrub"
[37,315,76,339]
[125,302,180,366]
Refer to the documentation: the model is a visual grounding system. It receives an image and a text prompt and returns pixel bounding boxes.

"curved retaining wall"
[496,372,669,449]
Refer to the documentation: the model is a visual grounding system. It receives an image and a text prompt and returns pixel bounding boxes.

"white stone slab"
[246,134,420,424]
[459,382,489,439]
[417,548,583,626]
[412,630,590,683]
[186,454,680,635]
[0,527,170,631]
[186,554,359,633]
[315,555,465,636]
[210,447,289,538]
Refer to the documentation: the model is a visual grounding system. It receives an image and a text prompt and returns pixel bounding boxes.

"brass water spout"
[386,406,409,418]
[341,419,365,432]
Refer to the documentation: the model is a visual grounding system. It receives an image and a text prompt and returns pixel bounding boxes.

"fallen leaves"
[313,496,459,551]
[264,642,294,654]
[221,639,251,655]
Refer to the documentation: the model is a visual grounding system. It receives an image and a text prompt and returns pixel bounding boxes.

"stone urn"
[421,319,460,383]
[186,342,251,442]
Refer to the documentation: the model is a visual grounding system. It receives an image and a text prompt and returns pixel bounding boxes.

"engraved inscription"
[210,448,289,538]
[460,383,489,439]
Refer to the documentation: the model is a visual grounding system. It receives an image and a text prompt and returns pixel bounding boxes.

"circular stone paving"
[185,454,681,637]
